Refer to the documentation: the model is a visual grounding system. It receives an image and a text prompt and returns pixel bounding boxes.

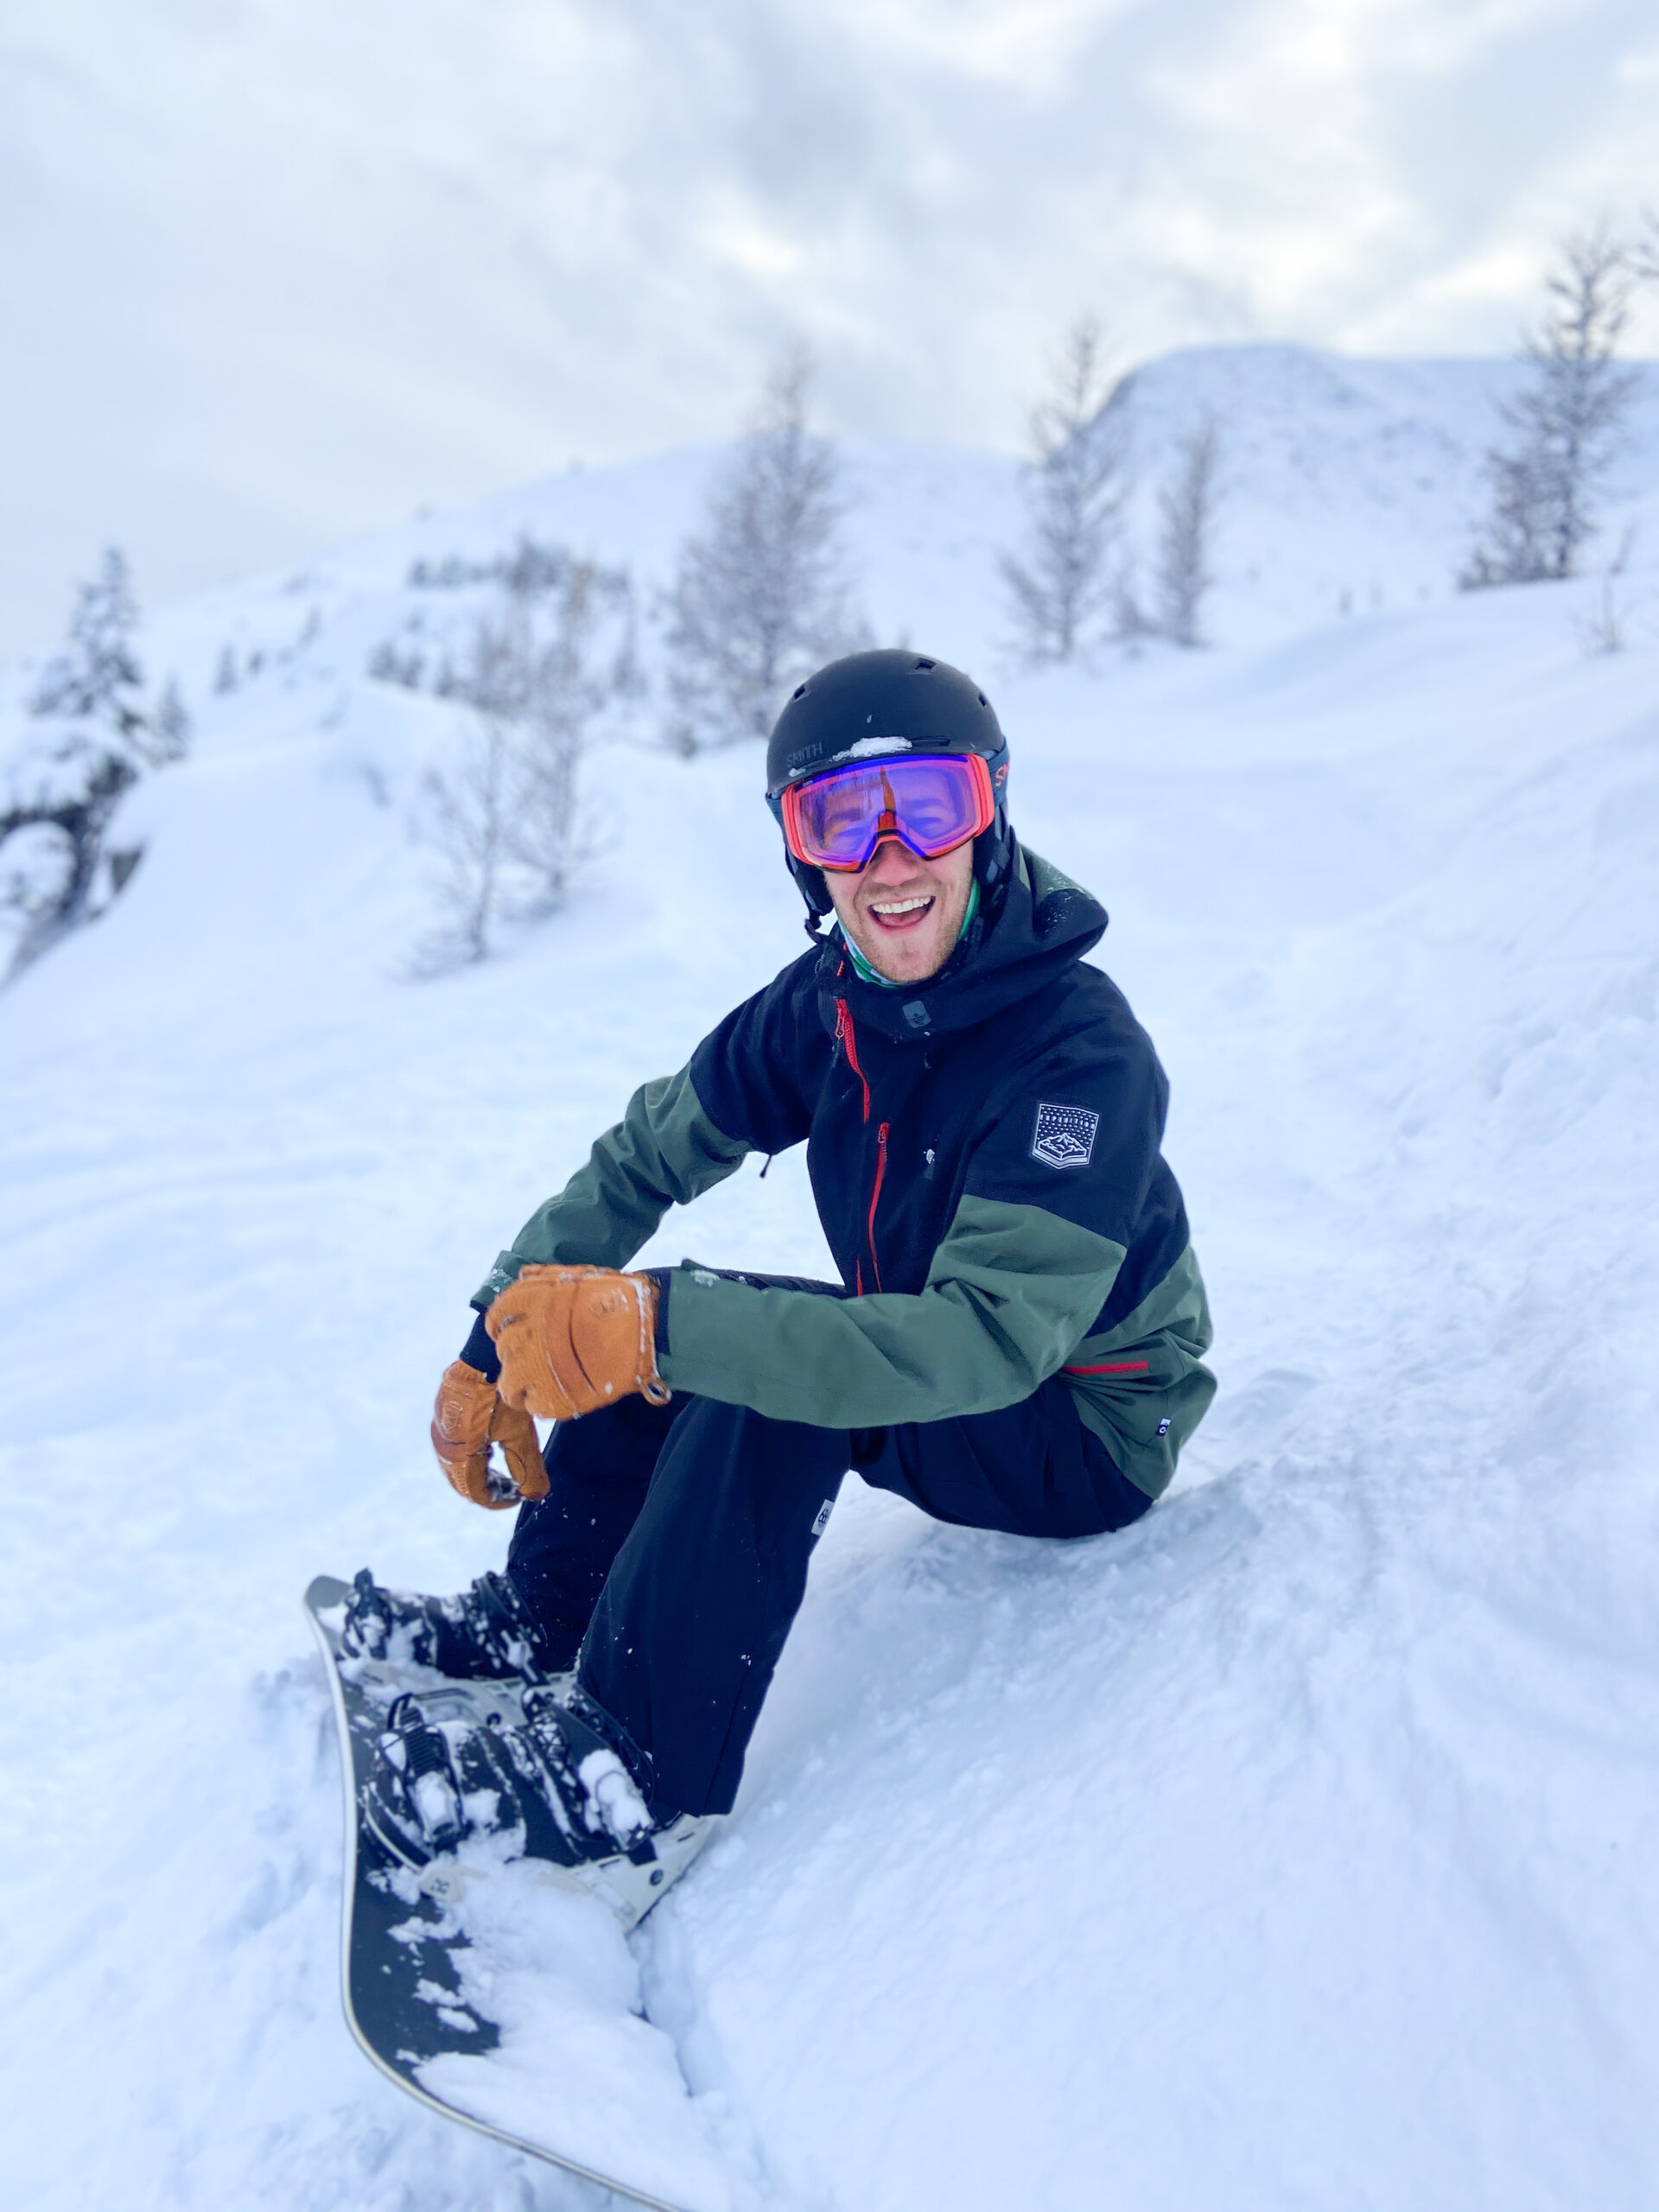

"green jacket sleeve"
[473,1065,751,1306]
[658,1192,1126,1427]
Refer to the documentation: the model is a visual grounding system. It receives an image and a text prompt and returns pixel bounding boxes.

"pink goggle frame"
[781,753,995,874]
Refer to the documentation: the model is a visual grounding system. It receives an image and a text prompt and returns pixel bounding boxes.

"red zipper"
[836,998,886,1293]
[1064,1359,1151,1376]
[835,997,870,1122]
[866,1122,889,1294]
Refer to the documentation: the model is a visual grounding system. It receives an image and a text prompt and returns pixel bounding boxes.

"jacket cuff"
[460,1306,501,1383]
[641,1268,673,1361]
[472,1251,524,1307]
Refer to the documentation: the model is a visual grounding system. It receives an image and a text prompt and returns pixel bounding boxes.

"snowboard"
[304,1573,696,2212]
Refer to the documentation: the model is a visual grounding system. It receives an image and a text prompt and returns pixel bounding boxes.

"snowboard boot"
[339,1566,568,1685]
[362,1679,710,1931]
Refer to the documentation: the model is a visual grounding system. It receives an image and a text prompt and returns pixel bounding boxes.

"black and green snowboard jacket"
[474,843,1215,1503]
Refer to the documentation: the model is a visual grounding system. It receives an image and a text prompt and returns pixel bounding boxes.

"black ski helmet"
[765,649,1013,924]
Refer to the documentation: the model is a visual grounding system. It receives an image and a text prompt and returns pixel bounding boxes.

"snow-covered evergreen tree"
[1001,319,1134,664]
[149,676,193,765]
[663,353,866,753]
[29,547,148,744]
[1462,230,1639,589]
[3,550,188,978]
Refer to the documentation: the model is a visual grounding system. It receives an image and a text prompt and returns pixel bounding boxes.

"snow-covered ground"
[3,349,1658,2210]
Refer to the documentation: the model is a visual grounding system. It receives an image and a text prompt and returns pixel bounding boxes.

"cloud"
[2,0,1654,656]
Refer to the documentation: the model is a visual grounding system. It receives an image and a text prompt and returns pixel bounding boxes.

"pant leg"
[577,1396,850,1821]
[855,1375,1154,1539]
[505,1390,681,1669]
[561,1381,1150,1822]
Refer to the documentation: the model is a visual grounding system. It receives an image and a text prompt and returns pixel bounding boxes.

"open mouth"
[867,893,935,933]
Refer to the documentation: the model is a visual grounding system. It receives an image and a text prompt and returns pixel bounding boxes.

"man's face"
[823,831,976,985]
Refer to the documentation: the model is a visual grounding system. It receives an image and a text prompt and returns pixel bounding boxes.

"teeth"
[870,896,931,916]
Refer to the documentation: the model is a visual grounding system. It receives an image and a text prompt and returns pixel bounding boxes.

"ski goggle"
[779,752,996,874]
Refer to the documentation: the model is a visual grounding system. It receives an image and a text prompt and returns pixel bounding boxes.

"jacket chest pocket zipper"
[835,997,871,1122]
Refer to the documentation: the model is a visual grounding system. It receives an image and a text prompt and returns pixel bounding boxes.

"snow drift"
[3,346,1657,2210]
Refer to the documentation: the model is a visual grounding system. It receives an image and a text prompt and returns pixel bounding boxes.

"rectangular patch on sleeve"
[1031,1101,1100,1170]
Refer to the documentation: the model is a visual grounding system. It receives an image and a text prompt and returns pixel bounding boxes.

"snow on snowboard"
[305,1573,711,2212]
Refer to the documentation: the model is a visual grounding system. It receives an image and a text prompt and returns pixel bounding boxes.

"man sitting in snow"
[350,649,1215,1924]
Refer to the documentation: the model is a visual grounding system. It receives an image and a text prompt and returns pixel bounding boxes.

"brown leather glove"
[486,1264,671,1422]
[431,1357,550,1510]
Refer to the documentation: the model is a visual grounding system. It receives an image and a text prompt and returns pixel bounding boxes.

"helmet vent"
[913,658,936,671]
[791,683,808,699]
[977,693,988,705]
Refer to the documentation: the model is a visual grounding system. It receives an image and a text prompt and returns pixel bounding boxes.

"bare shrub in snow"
[1462,229,1640,590]
[507,562,636,912]
[663,352,867,754]
[2,549,191,980]
[416,557,635,969]
[1152,416,1223,648]
[367,639,425,690]
[1001,318,1135,665]
[1575,526,1640,656]
[420,709,513,970]
[408,535,575,594]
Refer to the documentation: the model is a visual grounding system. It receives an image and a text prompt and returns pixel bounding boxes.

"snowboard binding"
[339,1566,569,1685]
[363,1679,710,1931]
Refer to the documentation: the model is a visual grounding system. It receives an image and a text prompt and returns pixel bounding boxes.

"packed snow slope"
[3,356,1659,2210]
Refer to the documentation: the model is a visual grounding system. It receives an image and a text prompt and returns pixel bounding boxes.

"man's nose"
[864,834,915,878]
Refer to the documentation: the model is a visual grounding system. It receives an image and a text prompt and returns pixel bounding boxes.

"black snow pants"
[505,1382,1152,1818]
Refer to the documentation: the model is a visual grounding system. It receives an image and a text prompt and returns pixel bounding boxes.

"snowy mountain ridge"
[8,341,1659,747]
[3,350,1658,2210]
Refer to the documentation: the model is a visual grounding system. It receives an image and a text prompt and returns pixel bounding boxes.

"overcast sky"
[3,0,1656,658]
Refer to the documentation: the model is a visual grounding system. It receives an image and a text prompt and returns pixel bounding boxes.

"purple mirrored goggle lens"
[781,753,995,873]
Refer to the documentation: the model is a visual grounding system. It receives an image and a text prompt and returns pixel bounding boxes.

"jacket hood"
[817,839,1107,1043]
